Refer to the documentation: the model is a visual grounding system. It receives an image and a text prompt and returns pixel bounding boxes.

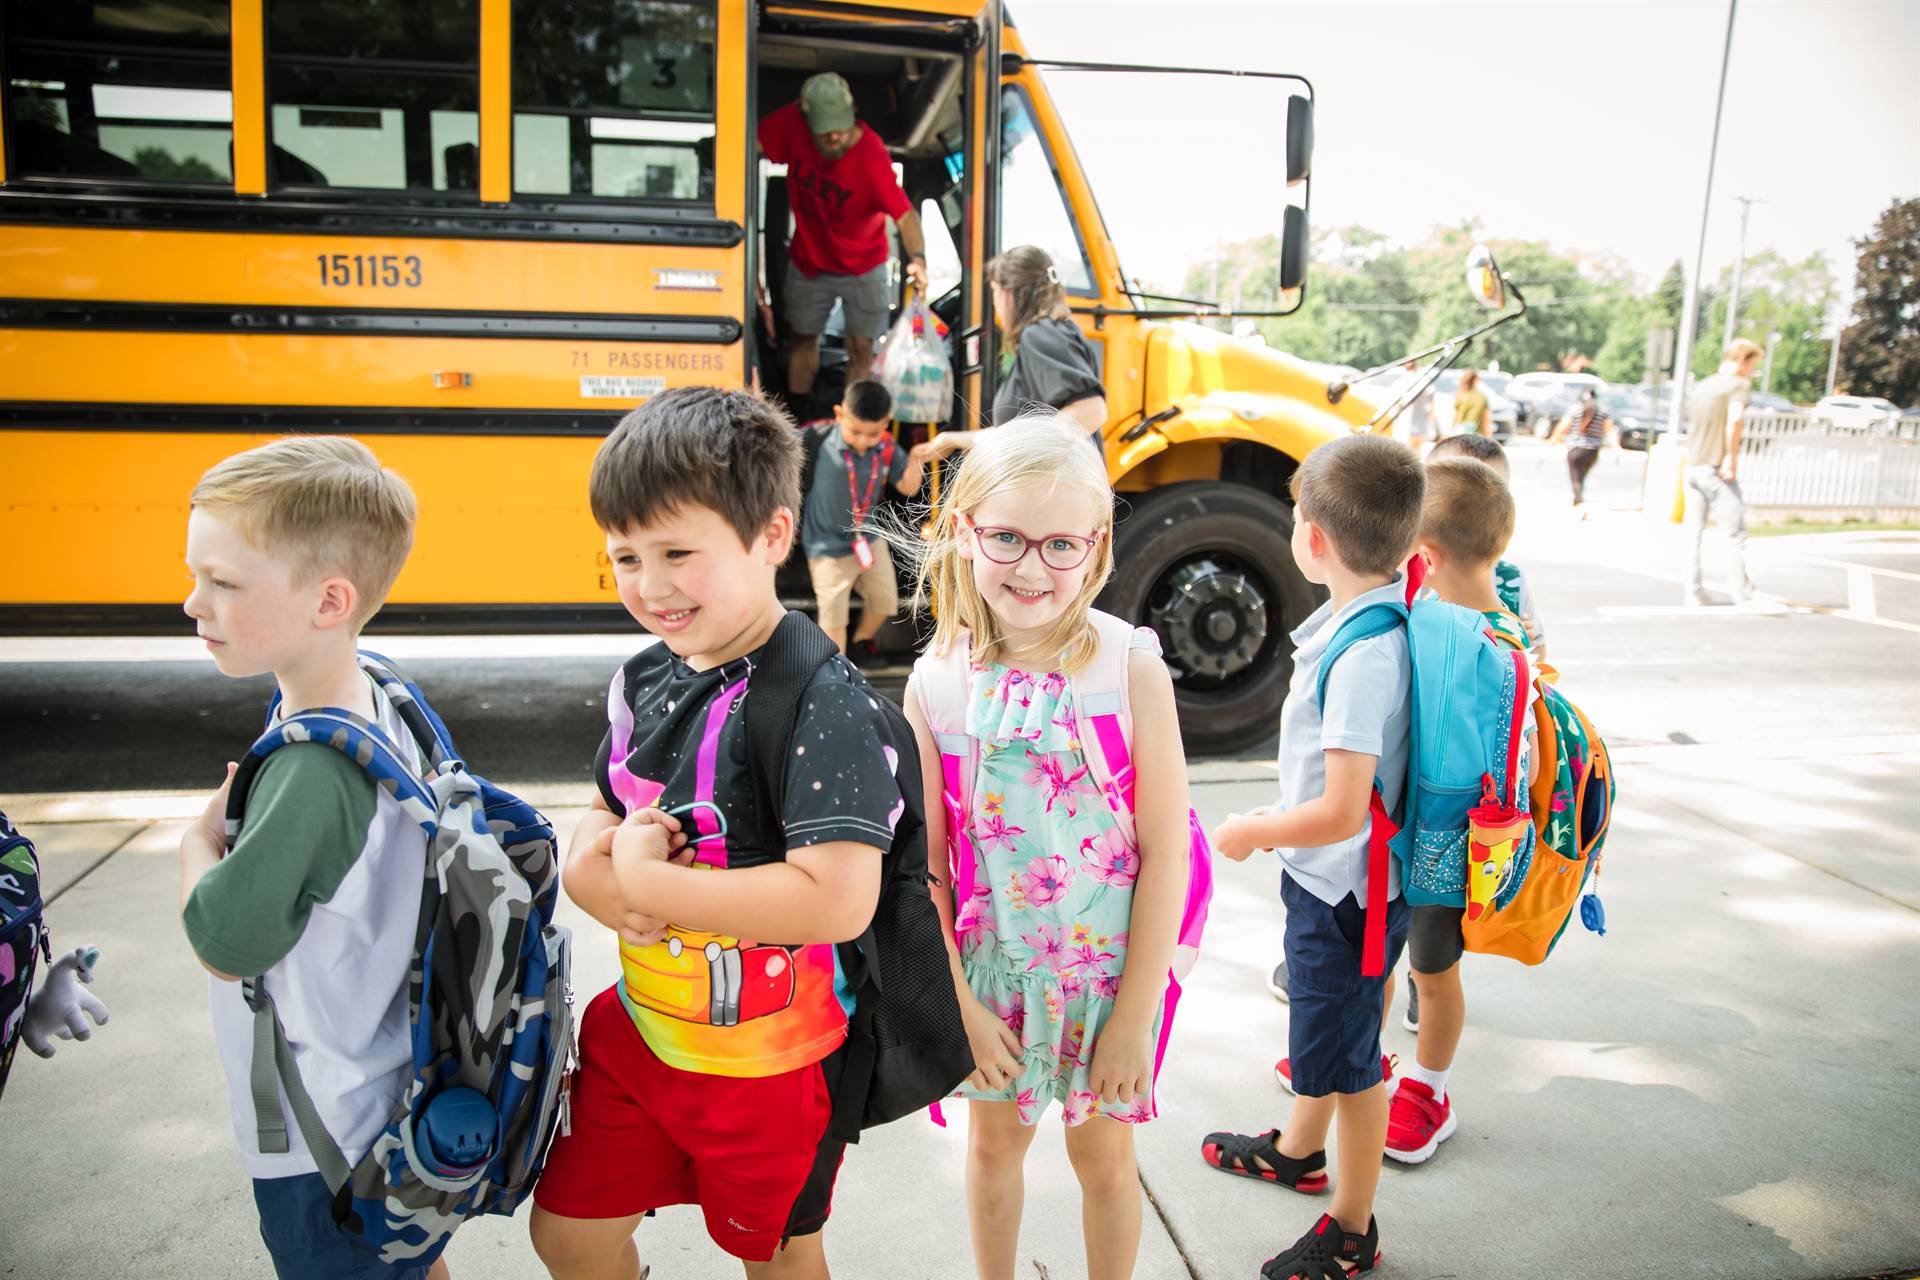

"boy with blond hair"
[1204,433,1424,1279]
[177,437,448,1279]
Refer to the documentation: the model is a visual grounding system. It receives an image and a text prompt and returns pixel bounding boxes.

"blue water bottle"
[417,1087,497,1178]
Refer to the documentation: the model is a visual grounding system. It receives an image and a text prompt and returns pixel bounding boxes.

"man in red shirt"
[758,72,928,403]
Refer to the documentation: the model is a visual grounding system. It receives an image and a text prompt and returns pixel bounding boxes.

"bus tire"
[1102,481,1318,757]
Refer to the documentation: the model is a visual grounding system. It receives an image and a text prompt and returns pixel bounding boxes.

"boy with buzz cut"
[531,386,910,1280]
[1423,432,1547,659]
[801,378,924,664]
[1202,433,1425,1280]
[177,437,447,1280]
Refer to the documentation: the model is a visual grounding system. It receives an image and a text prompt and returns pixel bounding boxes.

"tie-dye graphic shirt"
[594,641,908,1078]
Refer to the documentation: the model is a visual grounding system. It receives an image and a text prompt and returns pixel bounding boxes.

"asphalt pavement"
[4,442,1918,1280]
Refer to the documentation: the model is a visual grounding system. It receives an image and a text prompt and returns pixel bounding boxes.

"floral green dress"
[952,644,1163,1127]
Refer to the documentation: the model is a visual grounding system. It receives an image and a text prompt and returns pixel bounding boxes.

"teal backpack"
[1316,568,1534,975]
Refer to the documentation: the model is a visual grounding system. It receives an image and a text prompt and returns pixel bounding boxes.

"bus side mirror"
[1286,95,1313,185]
[1466,243,1506,310]
[1279,205,1308,291]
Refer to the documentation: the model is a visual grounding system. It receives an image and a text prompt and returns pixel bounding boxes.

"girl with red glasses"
[895,414,1201,1280]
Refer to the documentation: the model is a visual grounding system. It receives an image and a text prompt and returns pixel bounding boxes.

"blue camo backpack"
[1316,568,1534,976]
[227,651,573,1269]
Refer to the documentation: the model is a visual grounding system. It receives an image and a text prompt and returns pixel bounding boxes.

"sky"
[1012,0,1920,319]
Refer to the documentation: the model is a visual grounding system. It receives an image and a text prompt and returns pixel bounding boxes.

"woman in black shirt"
[909,245,1107,465]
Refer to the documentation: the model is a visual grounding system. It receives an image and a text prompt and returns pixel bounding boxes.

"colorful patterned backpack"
[913,609,1214,1100]
[229,651,571,1268]
[1467,617,1615,963]
[0,811,47,1100]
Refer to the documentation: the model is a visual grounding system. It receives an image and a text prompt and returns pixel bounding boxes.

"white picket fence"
[1733,411,1920,517]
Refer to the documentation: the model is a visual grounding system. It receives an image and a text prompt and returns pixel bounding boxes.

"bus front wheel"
[1102,481,1318,758]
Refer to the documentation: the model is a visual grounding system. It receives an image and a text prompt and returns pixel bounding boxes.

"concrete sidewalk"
[7,735,1919,1280]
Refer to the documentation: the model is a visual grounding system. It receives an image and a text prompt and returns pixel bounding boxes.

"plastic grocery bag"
[873,294,953,424]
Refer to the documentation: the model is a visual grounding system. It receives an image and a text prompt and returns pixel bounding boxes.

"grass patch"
[1751,520,1920,538]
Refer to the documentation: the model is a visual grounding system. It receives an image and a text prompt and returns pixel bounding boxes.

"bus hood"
[1117,322,1382,473]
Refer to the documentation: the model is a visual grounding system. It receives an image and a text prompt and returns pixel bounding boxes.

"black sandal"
[1199,1128,1328,1193]
[1260,1214,1380,1279]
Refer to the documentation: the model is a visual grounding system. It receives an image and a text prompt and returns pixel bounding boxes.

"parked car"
[1812,395,1901,431]
[1746,390,1797,413]
[1599,386,1660,451]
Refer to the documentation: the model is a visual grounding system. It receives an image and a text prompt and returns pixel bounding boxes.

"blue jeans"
[1685,465,1752,600]
[252,1174,433,1280]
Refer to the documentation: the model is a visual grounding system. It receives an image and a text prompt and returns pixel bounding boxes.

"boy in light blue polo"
[1201,433,1425,1280]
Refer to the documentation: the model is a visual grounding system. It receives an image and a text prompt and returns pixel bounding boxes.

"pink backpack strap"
[910,635,982,939]
[1070,610,1153,846]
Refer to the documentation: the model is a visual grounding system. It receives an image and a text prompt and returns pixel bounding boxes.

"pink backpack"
[911,609,1214,1097]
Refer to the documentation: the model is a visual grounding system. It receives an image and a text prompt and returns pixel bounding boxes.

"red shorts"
[533,986,846,1261]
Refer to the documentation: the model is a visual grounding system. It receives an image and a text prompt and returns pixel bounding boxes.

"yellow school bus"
[0,0,1377,751]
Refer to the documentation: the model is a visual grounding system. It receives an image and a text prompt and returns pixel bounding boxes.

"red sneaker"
[1383,1078,1457,1163]
[1274,1053,1398,1097]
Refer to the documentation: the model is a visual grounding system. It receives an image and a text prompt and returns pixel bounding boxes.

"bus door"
[752,0,994,428]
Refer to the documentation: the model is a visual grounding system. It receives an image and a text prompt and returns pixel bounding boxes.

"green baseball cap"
[800,72,856,134]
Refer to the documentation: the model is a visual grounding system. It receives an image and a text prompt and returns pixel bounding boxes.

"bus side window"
[512,1,717,204]
[266,0,480,194]
[2,0,234,185]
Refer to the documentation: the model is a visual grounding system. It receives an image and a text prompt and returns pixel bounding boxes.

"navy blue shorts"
[1281,872,1410,1097]
[252,1173,433,1280]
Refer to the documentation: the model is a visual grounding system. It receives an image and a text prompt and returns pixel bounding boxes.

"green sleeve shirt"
[183,744,378,979]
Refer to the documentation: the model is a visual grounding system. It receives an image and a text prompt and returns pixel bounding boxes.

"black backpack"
[744,611,973,1142]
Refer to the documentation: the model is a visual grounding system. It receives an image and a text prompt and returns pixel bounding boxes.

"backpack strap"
[1311,599,1411,979]
[1314,600,1409,710]
[1069,610,1149,846]
[741,611,842,861]
[910,633,982,938]
[740,612,880,1143]
[226,706,436,1181]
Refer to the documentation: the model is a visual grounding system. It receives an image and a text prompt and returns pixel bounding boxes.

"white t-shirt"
[188,677,426,1180]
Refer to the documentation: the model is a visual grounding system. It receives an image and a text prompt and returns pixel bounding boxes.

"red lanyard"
[846,434,894,528]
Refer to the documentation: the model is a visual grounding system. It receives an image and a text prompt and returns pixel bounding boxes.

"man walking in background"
[1684,338,1769,608]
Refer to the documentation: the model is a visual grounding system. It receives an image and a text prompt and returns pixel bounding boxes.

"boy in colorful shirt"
[176,438,438,1279]
[530,387,909,1280]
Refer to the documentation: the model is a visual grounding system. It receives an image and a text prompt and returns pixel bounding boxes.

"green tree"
[132,148,221,183]
[1837,198,1920,405]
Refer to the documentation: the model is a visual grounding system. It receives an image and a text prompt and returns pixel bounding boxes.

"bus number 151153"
[316,253,423,288]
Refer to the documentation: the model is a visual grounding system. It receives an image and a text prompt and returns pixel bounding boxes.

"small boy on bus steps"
[801,380,925,664]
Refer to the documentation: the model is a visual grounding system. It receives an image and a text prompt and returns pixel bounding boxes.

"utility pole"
[1666,0,1738,444]
[1826,329,1842,397]
[1723,195,1763,346]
